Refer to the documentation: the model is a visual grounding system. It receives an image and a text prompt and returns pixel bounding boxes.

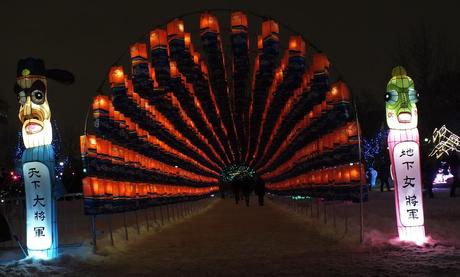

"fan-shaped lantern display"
[81,11,363,215]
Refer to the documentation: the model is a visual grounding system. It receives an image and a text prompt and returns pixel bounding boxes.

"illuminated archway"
[80,10,363,214]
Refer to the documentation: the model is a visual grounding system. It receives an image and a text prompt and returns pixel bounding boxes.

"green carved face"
[385,66,419,130]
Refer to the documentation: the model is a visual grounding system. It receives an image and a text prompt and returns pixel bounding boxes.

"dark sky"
[1,0,458,136]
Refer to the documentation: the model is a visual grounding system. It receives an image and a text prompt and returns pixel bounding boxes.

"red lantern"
[288,36,306,56]
[92,95,110,118]
[170,61,179,78]
[130,42,148,60]
[200,12,219,33]
[231,11,248,32]
[184,32,191,50]
[109,66,125,87]
[167,18,185,39]
[80,135,97,158]
[312,53,330,73]
[262,20,279,40]
[149,29,168,49]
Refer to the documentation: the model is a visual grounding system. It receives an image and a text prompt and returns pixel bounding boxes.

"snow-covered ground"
[1,192,460,276]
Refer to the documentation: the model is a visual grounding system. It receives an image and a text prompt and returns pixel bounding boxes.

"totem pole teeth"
[397,112,412,123]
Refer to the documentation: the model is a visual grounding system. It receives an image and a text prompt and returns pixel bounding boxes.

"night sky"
[1,0,458,135]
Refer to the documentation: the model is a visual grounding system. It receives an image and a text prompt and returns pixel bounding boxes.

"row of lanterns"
[80,135,218,183]
[267,163,365,190]
[263,120,359,179]
[109,50,226,169]
[260,79,352,173]
[92,92,220,173]
[83,177,218,200]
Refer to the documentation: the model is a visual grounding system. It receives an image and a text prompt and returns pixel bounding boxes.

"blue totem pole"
[15,58,74,259]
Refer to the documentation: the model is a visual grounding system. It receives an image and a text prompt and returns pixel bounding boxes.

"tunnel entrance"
[80,10,364,216]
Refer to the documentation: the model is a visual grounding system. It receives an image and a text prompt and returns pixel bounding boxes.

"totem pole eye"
[408,89,419,103]
[31,90,45,105]
[385,91,398,104]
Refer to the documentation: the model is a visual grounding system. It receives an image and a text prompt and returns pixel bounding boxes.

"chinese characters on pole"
[23,162,52,253]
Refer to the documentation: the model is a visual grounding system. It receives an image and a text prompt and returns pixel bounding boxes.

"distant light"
[349,162,354,166]
[59,172,63,176]
[83,168,87,173]
[55,175,59,178]
[0,199,3,203]
[13,176,18,180]
[59,162,64,166]
[72,172,75,176]
[174,165,178,168]
[424,138,429,142]
[10,171,14,176]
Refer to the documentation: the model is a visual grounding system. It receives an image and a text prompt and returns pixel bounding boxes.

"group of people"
[229,175,266,207]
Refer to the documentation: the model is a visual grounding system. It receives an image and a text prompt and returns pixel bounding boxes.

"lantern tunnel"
[79,10,364,213]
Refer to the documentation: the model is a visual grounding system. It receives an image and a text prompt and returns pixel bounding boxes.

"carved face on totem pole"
[385,66,419,130]
[14,58,74,148]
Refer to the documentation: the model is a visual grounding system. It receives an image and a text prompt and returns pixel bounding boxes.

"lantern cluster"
[82,11,364,211]
[82,176,217,213]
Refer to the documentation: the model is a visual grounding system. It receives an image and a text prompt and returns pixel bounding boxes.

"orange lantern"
[200,12,219,33]
[288,36,306,56]
[80,135,97,158]
[112,181,120,198]
[184,32,192,49]
[327,81,351,105]
[262,20,279,40]
[349,164,361,182]
[109,66,125,87]
[130,42,148,60]
[341,166,351,184]
[149,29,168,49]
[92,95,110,118]
[170,61,179,78]
[95,138,109,159]
[82,177,94,198]
[312,53,330,73]
[231,11,248,31]
[167,18,185,39]
[346,121,359,144]
[257,35,263,51]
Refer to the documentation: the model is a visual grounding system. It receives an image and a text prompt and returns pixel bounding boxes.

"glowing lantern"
[200,12,219,33]
[288,36,306,56]
[170,61,179,78]
[349,164,361,183]
[231,11,248,32]
[257,36,263,51]
[312,53,330,73]
[327,81,350,105]
[130,42,148,60]
[80,135,97,158]
[109,66,125,87]
[149,29,168,49]
[262,20,279,40]
[184,33,191,49]
[167,19,185,39]
[96,138,111,160]
[92,95,110,118]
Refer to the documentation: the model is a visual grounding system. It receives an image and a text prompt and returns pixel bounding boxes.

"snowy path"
[3,198,460,276]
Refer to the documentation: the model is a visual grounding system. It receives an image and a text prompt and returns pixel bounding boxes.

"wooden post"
[123,212,129,241]
[91,215,97,253]
[145,208,150,231]
[107,214,114,246]
[135,210,140,235]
